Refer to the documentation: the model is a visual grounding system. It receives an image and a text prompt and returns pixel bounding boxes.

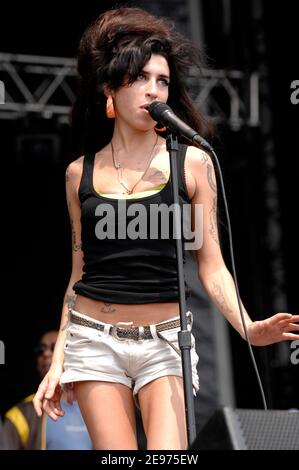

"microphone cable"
[203,143,268,411]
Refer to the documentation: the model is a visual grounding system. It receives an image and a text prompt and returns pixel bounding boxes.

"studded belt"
[70,311,192,342]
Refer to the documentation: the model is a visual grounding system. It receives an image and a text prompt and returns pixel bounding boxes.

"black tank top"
[73,144,192,304]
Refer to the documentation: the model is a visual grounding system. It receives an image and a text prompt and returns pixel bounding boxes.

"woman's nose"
[145,79,158,98]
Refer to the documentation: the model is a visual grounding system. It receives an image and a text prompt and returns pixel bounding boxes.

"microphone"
[147,101,213,152]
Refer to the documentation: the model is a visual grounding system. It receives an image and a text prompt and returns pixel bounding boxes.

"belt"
[70,311,192,342]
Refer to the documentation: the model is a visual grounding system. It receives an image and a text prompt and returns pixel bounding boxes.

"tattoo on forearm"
[207,164,217,193]
[100,303,116,314]
[212,282,233,315]
[209,196,219,245]
[61,295,76,331]
[65,294,76,309]
[71,219,82,251]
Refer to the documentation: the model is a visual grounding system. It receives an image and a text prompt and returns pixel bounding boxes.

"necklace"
[111,135,158,195]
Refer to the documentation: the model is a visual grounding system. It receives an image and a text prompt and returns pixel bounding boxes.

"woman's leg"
[138,375,187,450]
[74,381,138,450]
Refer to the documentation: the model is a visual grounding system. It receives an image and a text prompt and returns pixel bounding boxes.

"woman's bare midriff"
[73,294,180,327]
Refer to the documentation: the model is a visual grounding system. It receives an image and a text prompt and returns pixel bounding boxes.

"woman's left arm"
[187,146,299,346]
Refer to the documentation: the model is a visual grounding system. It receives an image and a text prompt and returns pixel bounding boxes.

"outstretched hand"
[33,364,65,421]
[247,313,299,346]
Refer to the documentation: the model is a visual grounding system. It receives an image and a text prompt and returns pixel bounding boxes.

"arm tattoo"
[200,151,208,165]
[65,294,76,309]
[209,196,219,245]
[207,164,217,193]
[61,295,76,331]
[100,303,116,314]
[212,282,233,316]
[71,219,82,251]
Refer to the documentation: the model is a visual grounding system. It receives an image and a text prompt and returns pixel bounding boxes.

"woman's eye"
[135,74,169,86]
[159,78,170,86]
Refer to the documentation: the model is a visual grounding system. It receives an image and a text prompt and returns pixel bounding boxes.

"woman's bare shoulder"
[66,155,84,186]
[185,145,211,171]
[183,145,212,200]
[66,155,84,177]
[65,156,85,197]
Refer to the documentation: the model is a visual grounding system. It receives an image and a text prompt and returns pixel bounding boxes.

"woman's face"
[112,53,170,131]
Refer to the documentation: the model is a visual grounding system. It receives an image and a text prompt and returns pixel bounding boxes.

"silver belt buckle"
[111,322,134,342]
[138,326,145,343]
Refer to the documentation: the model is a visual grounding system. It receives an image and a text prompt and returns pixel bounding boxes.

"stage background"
[0,0,298,437]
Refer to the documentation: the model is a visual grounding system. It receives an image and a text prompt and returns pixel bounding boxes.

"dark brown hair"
[71,7,213,155]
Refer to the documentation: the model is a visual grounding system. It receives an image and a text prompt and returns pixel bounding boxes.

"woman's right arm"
[33,157,84,420]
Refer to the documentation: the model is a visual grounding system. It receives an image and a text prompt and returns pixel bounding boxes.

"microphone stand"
[166,132,197,447]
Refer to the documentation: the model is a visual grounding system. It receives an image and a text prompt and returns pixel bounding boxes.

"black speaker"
[191,407,299,450]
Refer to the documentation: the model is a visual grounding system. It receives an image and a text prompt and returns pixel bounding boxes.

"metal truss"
[0,53,77,122]
[0,53,259,130]
[188,67,260,130]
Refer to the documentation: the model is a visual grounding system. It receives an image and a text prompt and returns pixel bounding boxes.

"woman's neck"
[111,122,158,155]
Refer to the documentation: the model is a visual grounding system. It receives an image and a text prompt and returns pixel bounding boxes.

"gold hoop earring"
[154,122,167,132]
[106,96,115,119]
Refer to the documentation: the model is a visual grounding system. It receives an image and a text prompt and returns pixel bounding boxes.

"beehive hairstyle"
[71,7,213,155]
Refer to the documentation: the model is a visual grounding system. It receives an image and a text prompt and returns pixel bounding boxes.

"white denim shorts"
[60,309,199,401]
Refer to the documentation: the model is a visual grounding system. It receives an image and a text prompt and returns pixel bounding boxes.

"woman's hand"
[247,313,299,346]
[33,363,65,421]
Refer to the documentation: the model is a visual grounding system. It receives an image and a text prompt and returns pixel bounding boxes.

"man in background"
[2,330,92,450]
